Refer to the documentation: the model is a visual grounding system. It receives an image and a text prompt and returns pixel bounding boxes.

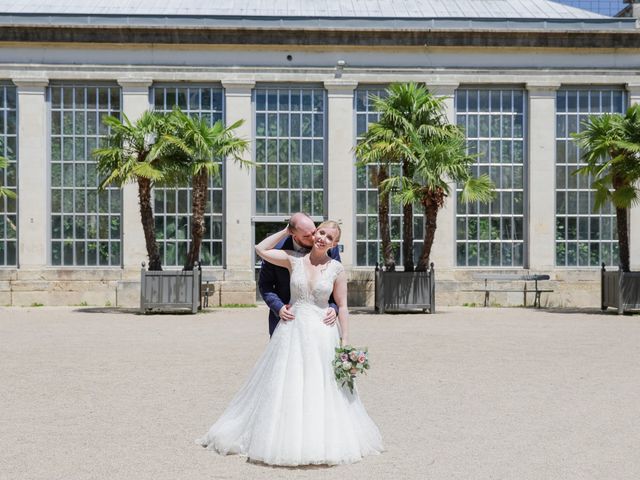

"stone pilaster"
[627,82,640,270]
[117,78,152,271]
[221,80,255,288]
[526,82,560,271]
[427,82,459,271]
[13,76,49,268]
[324,80,357,267]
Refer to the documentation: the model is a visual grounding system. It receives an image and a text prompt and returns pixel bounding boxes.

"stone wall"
[346,268,602,309]
[0,268,604,309]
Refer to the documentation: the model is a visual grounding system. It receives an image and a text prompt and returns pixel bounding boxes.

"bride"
[197,220,384,466]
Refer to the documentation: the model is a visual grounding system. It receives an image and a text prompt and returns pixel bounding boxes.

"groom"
[258,212,341,336]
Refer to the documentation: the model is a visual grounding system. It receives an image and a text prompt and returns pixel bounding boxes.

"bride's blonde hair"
[317,220,341,243]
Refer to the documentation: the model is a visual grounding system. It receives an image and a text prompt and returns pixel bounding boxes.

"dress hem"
[197,437,383,467]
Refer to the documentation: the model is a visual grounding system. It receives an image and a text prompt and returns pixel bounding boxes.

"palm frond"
[572,104,640,220]
[0,186,16,199]
[459,174,495,204]
[610,183,638,209]
[131,162,166,181]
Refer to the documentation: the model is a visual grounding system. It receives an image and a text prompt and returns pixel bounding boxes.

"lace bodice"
[288,252,344,307]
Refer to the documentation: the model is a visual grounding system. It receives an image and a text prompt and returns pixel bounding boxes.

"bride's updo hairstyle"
[317,220,341,243]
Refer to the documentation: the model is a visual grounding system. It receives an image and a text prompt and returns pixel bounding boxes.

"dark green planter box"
[374,264,435,314]
[601,264,640,315]
[140,268,201,314]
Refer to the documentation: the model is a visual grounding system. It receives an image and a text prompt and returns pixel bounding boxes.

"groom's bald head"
[289,212,316,248]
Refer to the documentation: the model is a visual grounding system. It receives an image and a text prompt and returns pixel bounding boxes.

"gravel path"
[1,305,639,480]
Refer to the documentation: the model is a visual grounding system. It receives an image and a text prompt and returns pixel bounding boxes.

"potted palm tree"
[94,110,205,313]
[355,83,450,272]
[573,104,640,314]
[94,108,250,313]
[355,83,494,313]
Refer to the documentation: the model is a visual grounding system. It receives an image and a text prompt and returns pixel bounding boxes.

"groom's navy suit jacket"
[259,236,341,336]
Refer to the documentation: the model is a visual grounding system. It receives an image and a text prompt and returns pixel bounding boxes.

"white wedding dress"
[197,252,384,466]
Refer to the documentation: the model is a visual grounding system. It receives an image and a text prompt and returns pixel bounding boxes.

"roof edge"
[0,13,634,31]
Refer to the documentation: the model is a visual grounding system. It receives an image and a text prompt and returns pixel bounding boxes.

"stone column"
[221,80,255,304]
[117,78,152,272]
[627,83,640,270]
[325,80,357,267]
[526,82,560,271]
[13,76,49,269]
[427,82,459,271]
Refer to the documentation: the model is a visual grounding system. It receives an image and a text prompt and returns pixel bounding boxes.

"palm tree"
[165,109,250,271]
[93,110,173,271]
[382,126,494,271]
[0,156,16,199]
[573,104,640,272]
[355,83,450,271]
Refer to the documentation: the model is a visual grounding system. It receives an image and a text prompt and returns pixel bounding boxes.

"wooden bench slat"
[472,274,550,281]
[466,274,553,308]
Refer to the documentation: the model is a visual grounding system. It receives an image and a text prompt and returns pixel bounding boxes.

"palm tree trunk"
[402,203,414,272]
[138,177,162,271]
[377,166,395,271]
[417,190,443,271]
[612,175,630,273]
[185,170,208,270]
[615,206,630,272]
[402,159,414,272]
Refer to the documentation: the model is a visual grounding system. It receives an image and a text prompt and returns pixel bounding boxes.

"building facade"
[0,0,639,307]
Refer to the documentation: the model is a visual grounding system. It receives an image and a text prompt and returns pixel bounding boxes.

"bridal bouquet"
[333,345,369,394]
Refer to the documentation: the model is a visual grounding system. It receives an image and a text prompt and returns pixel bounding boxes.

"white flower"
[342,361,352,371]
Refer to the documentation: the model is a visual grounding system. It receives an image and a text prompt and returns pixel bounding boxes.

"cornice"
[221,79,255,96]
[1,26,640,49]
[324,79,358,95]
[117,77,153,88]
[12,75,49,88]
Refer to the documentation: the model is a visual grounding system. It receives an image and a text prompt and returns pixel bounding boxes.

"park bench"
[467,274,553,308]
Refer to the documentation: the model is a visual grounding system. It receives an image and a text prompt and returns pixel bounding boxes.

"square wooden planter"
[374,263,435,314]
[601,264,640,315]
[140,267,201,313]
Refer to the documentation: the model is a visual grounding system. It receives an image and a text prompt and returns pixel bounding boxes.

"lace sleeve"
[286,250,305,269]
[332,260,345,278]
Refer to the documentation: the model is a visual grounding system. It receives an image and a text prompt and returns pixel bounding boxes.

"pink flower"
[349,351,358,361]
[340,353,349,362]
[357,353,366,364]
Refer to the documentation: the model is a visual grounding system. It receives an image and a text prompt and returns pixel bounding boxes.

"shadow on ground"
[73,306,228,316]
[73,307,141,315]
[349,306,445,315]
[543,306,640,316]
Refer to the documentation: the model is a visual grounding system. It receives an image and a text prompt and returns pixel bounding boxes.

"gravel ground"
[1,305,639,480]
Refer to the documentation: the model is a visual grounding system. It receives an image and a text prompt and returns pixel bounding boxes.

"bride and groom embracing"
[197,212,384,466]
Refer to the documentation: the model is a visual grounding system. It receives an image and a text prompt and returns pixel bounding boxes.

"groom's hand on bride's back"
[279,304,295,321]
[322,307,337,326]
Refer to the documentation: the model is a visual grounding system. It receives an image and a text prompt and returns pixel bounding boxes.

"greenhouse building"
[0,0,639,307]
